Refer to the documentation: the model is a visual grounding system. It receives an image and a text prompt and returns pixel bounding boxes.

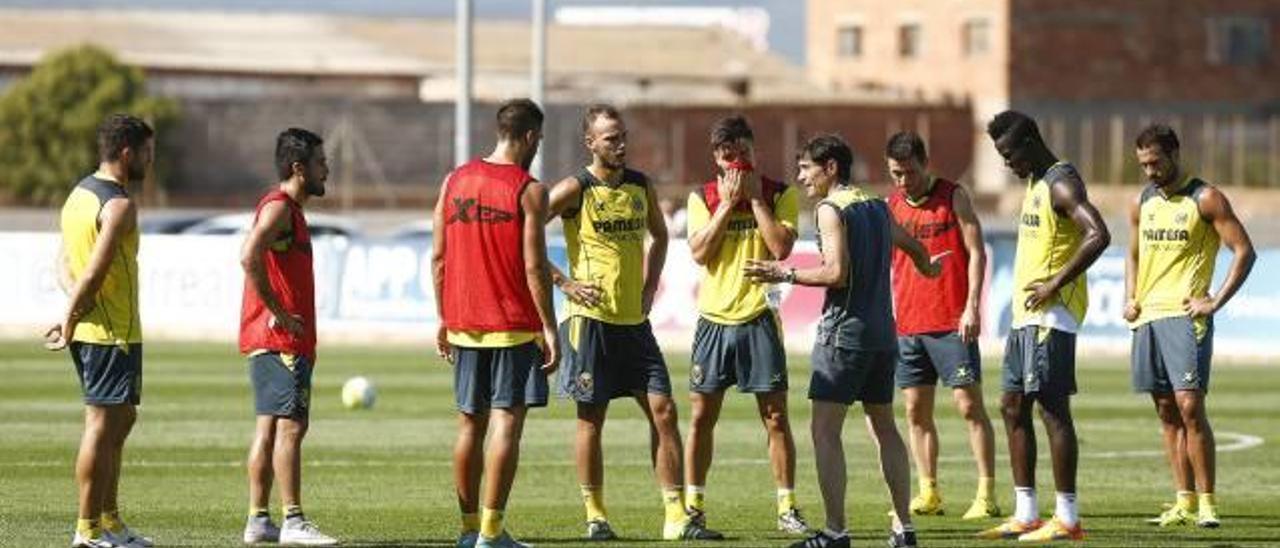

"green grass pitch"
[1,342,1277,547]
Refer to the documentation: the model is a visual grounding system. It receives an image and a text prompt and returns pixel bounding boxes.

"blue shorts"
[71,342,142,406]
[453,341,549,414]
[1002,326,1076,396]
[809,342,896,405]
[896,332,982,388]
[690,311,788,394]
[1131,316,1213,393]
[558,316,673,404]
[250,352,313,420]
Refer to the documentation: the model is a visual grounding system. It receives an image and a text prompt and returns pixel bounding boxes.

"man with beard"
[1126,124,1254,529]
[433,98,561,548]
[548,104,719,541]
[47,113,155,548]
[239,127,337,546]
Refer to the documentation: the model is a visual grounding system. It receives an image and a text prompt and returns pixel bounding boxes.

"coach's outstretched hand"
[743,259,785,283]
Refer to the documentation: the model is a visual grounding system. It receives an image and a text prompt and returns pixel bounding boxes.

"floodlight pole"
[455,0,473,166]
[530,0,547,179]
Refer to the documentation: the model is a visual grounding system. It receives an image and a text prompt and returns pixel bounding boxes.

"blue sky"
[3,0,807,64]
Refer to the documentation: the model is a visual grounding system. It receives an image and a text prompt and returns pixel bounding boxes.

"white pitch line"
[0,431,1263,469]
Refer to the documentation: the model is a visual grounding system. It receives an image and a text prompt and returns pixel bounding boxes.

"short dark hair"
[986,110,1042,145]
[97,114,154,162]
[885,131,928,163]
[710,115,754,149]
[274,127,325,181]
[801,134,853,182]
[582,103,621,135]
[496,98,544,139]
[1135,124,1180,154]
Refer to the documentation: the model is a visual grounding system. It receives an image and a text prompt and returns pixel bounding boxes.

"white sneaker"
[280,517,338,546]
[104,525,154,548]
[70,532,114,548]
[243,515,281,544]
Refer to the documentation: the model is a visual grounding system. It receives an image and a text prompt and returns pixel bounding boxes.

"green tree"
[0,44,177,205]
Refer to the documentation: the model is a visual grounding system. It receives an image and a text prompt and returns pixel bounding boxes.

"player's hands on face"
[1023,277,1059,311]
[743,259,784,283]
[43,323,69,351]
[718,169,745,206]
[739,168,762,201]
[958,306,980,344]
[435,324,454,365]
[1123,299,1141,322]
[539,325,559,374]
[1184,295,1215,319]
[562,279,603,308]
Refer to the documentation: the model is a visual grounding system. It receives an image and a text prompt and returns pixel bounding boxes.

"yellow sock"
[777,488,797,515]
[581,485,607,522]
[662,487,686,524]
[100,511,124,534]
[685,485,706,513]
[1198,493,1216,509]
[283,504,303,520]
[479,507,504,539]
[76,519,99,538]
[461,512,480,534]
[1176,491,1196,511]
[248,506,270,518]
[977,477,996,500]
[919,476,938,496]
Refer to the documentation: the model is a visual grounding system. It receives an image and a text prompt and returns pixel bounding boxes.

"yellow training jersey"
[562,167,651,325]
[60,173,141,345]
[687,184,799,324]
[1132,175,1219,338]
[1012,162,1088,329]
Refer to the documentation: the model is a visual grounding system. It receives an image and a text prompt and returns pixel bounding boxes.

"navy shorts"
[1131,316,1213,394]
[690,311,788,394]
[250,352,313,420]
[896,332,982,389]
[71,342,142,406]
[809,341,896,405]
[454,341,549,414]
[558,316,673,404]
[1002,326,1076,396]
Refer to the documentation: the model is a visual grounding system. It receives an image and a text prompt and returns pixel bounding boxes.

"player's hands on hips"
[743,259,785,283]
[958,306,980,344]
[1023,277,1059,311]
[641,286,657,315]
[1123,299,1141,322]
[539,325,559,374]
[1184,295,1215,319]
[43,323,69,351]
[561,279,603,308]
[435,324,454,364]
[270,312,306,336]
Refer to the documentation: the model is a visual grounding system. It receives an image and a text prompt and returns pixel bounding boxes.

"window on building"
[837,25,862,58]
[963,18,990,56]
[899,23,921,58]
[1207,17,1270,66]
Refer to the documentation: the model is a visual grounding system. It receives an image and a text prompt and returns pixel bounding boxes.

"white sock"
[1014,487,1039,523]
[824,527,848,539]
[1055,492,1078,526]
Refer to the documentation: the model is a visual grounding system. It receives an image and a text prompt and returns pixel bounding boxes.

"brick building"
[808,0,1280,190]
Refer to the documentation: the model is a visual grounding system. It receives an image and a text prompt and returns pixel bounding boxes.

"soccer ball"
[341,376,376,410]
